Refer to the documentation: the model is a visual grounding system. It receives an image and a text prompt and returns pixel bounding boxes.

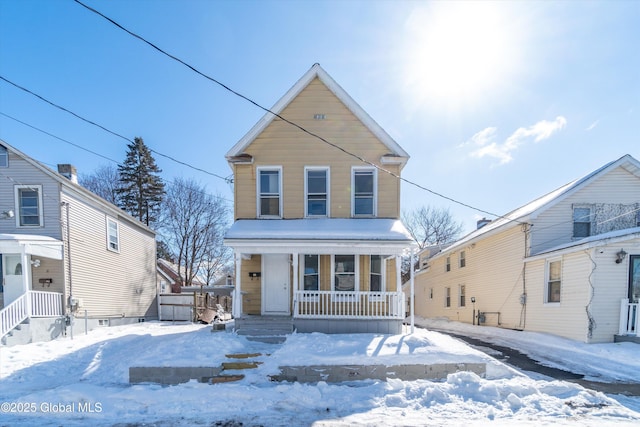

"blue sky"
[1,0,638,233]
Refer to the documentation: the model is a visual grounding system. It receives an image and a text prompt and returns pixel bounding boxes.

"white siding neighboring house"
[415,154,640,343]
[0,140,158,345]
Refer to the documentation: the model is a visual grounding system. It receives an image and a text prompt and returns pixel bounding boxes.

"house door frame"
[629,255,640,303]
[262,253,290,315]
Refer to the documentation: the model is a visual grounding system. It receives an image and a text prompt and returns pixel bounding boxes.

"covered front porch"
[224,218,415,334]
[0,234,65,341]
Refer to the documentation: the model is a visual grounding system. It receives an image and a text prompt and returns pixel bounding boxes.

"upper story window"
[15,185,43,227]
[459,251,466,268]
[573,207,591,238]
[257,167,282,218]
[445,256,451,272]
[305,167,329,217]
[352,167,376,216]
[0,145,8,167]
[546,259,562,303]
[106,217,120,252]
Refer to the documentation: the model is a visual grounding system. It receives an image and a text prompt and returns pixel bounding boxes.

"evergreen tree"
[117,137,165,227]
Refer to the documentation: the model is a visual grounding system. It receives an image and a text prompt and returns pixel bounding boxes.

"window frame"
[458,284,466,307]
[369,254,385,293]
[304,166,330,218]
[256,166,283,218]
[445,256,451,272]
[106,216,120,253]
[302,254,320,292]
[573,206,591,238]
[459,251,466,268]
[545,258,562,304]
[14,184,43,227]
[0,145,8,167]
[331,254,359,294]
[444,286,451,308]
[351,167,377,217]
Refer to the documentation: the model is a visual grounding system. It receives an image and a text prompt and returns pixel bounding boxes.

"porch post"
[395,255,402,320]
[410,250,415,334]
[619,298,629,335]
[292,252,299,317]
[233,252,243,318]
[21,249,32,316]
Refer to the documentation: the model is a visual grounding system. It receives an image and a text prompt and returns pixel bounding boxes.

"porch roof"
[224,218,415,254]
[0,234,64,260]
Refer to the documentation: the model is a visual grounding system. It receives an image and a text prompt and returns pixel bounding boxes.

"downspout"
[520,223,532,330]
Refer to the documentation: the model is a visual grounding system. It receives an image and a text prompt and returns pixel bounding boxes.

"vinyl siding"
[240,255,262,315]
[233,78,401,220]
[415,225,526,329]
[0,151,61,238]
[531,166,640,255]
[61,192,157,318]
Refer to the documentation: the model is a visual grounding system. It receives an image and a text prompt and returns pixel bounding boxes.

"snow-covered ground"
[0,319,638,426]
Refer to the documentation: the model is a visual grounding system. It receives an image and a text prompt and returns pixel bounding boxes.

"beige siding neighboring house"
[0,140,158,345]
[415,154,640,343]
[224,64,415,334]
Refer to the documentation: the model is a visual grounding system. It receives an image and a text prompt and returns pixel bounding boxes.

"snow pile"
[0,321,638,426]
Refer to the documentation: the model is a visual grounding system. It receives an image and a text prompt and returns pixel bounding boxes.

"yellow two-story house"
[224,64,415,334]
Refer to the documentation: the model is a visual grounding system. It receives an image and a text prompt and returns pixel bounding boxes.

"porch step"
[234,316,294,343]
[1,321,31,346]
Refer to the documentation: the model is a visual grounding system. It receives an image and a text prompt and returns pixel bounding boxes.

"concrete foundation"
[294,318,403,334]
[129,366,223,385]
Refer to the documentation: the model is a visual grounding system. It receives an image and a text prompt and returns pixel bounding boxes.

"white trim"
[304,166,330,218]
[106,216,120,253]
[331,254,359,293]
[458,284,466,308]
[544,257,562,305]
[261,253,290,315]
[256,166,283,218]
[351,166,377,217]
[14,184,44,228]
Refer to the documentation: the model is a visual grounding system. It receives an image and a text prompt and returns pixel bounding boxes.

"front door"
[629,255,640,303]
[3,254,24,306]
[262,254,290,315]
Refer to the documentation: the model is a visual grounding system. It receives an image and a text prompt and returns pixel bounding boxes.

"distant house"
[414,154,640,343]
[0,140,158,345]
[157,259,206,293]
[224,64,415,334]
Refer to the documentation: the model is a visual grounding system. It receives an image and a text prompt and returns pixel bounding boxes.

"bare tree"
[78,164,121,205]
[402,206,464,249]
[162,178,232,286]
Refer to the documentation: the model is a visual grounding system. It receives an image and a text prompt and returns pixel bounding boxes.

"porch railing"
[1,291,63,339]
[619,298,639,336]
[294,291,404,319]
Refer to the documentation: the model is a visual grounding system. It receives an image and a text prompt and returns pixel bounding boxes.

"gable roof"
[425,154,640,257]
[225,63,409,162]
[0,139,154,235]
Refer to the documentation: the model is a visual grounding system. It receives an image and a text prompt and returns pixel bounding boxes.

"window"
[303,255,320,291]
[0,145,7,167]
[459,284,466,307]
[334,255,356,292]
[573,207,591,238]
[429,288,433,299]
[107,217,120,252]
[257,167,281,217]
[459,251,466,268]
[305,167,329,217]
[370,255,383,292]
[445,287,451,307]
[15,185,43,227]
[445,256,451,272]
[352,168,376,216]
[546,259,562,303]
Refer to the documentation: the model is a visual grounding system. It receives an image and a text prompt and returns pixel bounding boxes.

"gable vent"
[313,114,326,120]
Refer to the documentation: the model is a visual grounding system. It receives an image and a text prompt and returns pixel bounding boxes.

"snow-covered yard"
[1,319,639,426]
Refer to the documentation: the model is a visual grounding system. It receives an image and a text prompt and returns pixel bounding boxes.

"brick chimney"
[57,164,78,184]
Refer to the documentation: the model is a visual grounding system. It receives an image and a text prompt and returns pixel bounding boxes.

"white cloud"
[586,120,599,131]
[468,116,567,165]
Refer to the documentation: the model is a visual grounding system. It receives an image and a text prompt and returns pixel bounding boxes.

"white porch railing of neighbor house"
[1,291,63,338]
[619,298,639,336]
[294,291,404,319]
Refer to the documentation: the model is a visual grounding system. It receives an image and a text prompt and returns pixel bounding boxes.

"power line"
[0,75,232,183]
[0,111,234,205]
[72,0,520,224]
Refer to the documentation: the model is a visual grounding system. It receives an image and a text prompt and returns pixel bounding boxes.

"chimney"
[477,218,491,229]
[57,164,78,184]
